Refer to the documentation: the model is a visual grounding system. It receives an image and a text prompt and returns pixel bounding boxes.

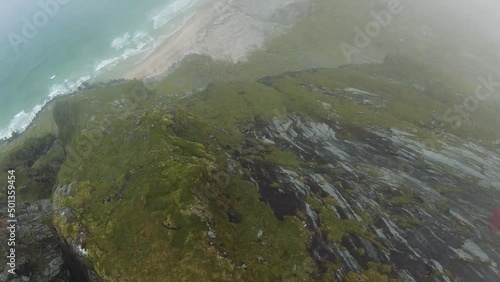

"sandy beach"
[125,0,312,80]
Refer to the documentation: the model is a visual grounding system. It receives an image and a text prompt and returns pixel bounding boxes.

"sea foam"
[111,32,131,50]
[0,75,91,140]
[152,0,199,30]
[95,32,154,73]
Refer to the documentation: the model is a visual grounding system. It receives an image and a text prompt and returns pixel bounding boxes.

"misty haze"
[0,0,499,281]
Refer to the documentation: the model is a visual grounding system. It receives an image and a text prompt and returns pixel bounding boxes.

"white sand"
[125,0,312,80]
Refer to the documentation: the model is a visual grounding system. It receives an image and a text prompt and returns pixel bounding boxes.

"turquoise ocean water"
[0,0,200,139]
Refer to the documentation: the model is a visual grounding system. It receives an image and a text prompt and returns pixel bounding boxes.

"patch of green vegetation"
[354,207,372,223]
[322,195,340,208]
[266,148,300,169]
[305,196,322,211]
[393,215,422,229]
[443,268,454,279]
[435,185,462,195]
[427,266,455,280]
[306,195,339,211]
[357,164,382,178]
[308,196,385,252]
[387,195,418,206]
[344,262,399,282]
[386,188,421,207]
[186,81,287,127]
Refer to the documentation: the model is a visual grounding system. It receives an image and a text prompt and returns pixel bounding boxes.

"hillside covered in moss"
[2,0,500,281]
[1,55,500,281]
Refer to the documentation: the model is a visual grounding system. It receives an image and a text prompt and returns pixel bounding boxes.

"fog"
[401,0,500,65]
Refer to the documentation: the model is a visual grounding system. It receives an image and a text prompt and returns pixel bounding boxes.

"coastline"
[0,79,128,148]
[0,0,311,144]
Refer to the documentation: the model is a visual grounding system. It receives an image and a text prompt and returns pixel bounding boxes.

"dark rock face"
[0,200,72,282]
[7,135,57,169]
[234,114,500,281]
[243,159,303,220]
[0,135,97,282]
[0,202,99,282]
[227,207,242,223]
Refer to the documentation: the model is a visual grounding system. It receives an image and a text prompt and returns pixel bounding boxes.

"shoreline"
[124,1,217,80]
[0,0,312,144]
[0,79,128,147]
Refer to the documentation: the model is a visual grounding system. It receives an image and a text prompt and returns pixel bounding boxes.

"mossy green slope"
[1,0,499,280]
[51,99,313,281]
[47,54,500,281]
[1,52,497,280]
